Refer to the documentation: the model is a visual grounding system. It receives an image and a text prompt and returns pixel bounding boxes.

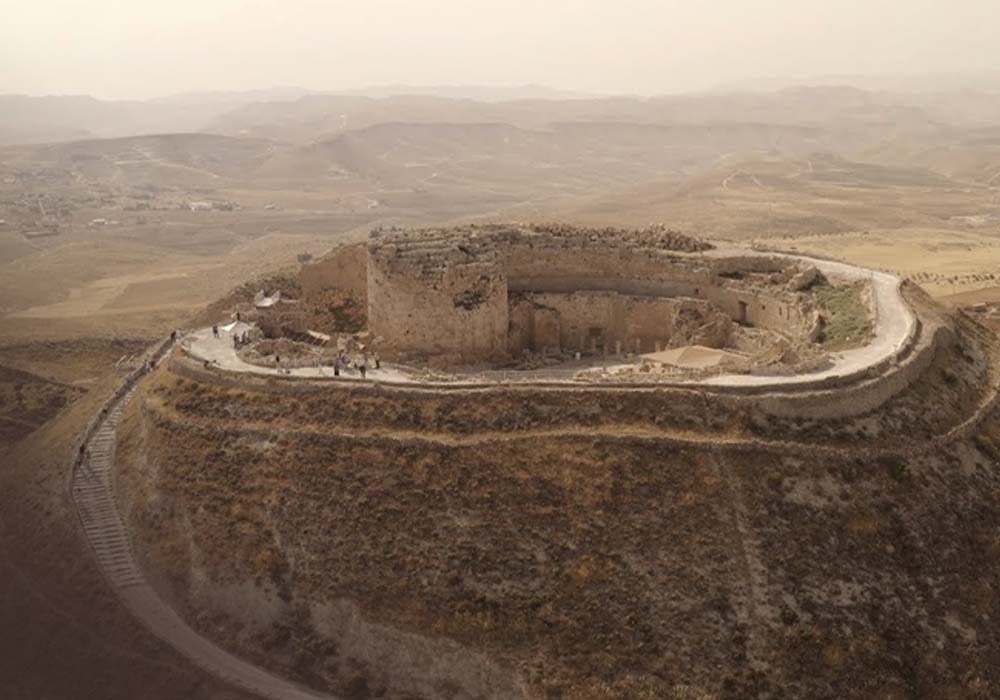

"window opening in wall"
[738,300,749,324]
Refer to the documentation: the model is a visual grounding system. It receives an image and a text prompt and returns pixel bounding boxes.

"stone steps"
[70,337,335,699]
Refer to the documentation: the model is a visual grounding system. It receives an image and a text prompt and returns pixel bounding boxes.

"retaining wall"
[504,247,813,338]
[169,308,940,421]
[509,292,730,354]
[755,322,949,419]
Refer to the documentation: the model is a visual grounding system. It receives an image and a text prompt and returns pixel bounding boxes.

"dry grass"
[813,283,873,350]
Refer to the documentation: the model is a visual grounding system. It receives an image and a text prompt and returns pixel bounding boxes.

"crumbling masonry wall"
[361,226,832,363]
[509,292,731,354]
[504,245,811,339]
[367,252,508,361]
[300,243,368,304]
[293,227,894,369]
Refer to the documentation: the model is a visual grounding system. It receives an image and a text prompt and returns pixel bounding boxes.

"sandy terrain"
[756,229,1000,298]
[645,345,743,368]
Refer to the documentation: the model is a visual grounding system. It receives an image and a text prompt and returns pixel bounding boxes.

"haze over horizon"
[4,0,999,100]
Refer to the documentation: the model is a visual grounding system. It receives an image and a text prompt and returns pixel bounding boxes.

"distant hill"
[0,115,871,191]
[551,152,983,237]
[0,132,280,188]
[150,86,315,105]
[0,94,252,146]
[6,84,1000,151]
[862,126,1000,184]
[333,83,601,101]
[717,70,1000,95]
[0,87,602,146]
[201,86,943,146]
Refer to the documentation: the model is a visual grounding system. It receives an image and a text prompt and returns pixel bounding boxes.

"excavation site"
[183,224,886,385]
[66,223,1000,699]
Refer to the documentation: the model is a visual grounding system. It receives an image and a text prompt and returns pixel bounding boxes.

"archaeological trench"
[89,224,1000,698]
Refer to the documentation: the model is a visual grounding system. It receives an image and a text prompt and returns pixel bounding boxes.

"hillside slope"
[0,370,251,700]
[116,296,1000,699]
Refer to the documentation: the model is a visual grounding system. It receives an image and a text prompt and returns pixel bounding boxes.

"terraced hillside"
[111,288,1000,699]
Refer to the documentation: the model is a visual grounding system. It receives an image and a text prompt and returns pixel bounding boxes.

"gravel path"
[186,250,914,390]
[704,253,914,387]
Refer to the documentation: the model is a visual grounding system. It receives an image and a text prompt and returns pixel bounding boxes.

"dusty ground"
[540,155,1000,301]
[756,228,1000,298]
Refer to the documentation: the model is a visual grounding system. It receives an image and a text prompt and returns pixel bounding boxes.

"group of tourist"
[329,350,380,378]
[208,321,384,380]
[267,350,383,378]
[209,322,252,350]
[267,350,381,378]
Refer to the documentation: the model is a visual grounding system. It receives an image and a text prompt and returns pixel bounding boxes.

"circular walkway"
[186,251,915,391]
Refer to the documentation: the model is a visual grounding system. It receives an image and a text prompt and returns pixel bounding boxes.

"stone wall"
[298,226,875,364]
[300,243,368,303]
[755,314,950,420]
[367,253,509,362]
[509,291,728,354]
[170,308,936,422]
[709,256,789,276]
[504,245,812,341]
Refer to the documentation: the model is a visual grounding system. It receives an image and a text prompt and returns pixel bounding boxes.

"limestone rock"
[691,315,733,349]
[787,266,823,292]
[808,310,825,343]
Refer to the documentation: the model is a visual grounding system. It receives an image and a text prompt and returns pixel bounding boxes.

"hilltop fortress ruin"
[295,223,862,376]
[73,222,1000,699]
[169,221,941,423]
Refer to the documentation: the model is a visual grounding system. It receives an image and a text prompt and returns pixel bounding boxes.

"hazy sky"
[3,0,999,99]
